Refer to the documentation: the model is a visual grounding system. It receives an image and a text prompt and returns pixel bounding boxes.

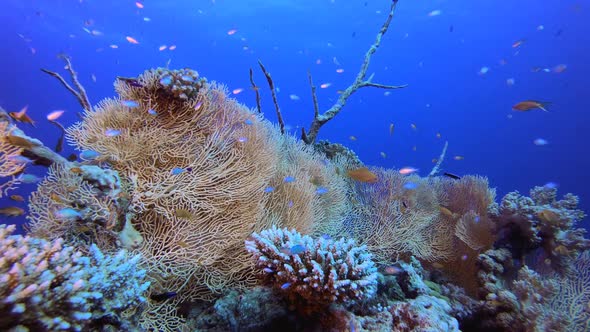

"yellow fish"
[9,195,25,202]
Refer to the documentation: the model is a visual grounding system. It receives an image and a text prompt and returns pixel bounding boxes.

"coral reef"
[389,295,460,332]
[0,111,26,196]
[476,248,568,331]
[0,224,149,331]
[495,185,590,274]
[189,287,291,331]
[343,168,453,264]
[245,226,378,312]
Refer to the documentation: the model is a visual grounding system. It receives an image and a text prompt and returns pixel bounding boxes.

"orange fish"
[512,100,550,112]
[126,36,139,44]
[9,195,25,202]
[512,39,525,48]
[347,167,378,183]
[399,167,418,175]
[0,207,25,217]
[9,106,36,127]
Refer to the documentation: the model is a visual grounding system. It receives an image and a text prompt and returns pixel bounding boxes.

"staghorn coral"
[245,226,378,313]
[0,224,149,331]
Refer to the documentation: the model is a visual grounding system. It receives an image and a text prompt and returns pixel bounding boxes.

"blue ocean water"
[0,0,588,232]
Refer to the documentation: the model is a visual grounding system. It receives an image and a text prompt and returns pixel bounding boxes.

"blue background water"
[1,0,588,231]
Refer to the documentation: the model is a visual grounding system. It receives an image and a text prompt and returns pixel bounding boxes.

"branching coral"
[495,186,590,275]
[476,249,568,331]
[0,224,149,331]
[245,226,378,313]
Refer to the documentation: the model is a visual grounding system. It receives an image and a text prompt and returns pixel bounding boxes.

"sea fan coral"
[343,168,453,263]
[245,226,378,311]
[0,115,25,196]
[0,224,149,331]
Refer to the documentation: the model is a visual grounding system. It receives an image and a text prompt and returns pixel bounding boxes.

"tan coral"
[0,120,25,196]
[59,68,352,311]
[342,168,454,264]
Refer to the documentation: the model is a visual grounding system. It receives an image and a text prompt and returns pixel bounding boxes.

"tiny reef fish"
[512,100,550,112]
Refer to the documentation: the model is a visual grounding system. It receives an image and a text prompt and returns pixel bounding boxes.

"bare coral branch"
[429,141,449,177]
[257,60,285,134]
[302,0,407,144]
[41,54,92,113]
[249,68,262,113]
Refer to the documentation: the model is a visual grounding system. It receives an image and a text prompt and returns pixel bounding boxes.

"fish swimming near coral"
[9,105,36,127]
[0,206,25,216]
[9,194,25,202]
[150,292,177,302]
[48,120,66,153]
[347,167,378,183]
[443,172,461,180]
[512,100,550,112]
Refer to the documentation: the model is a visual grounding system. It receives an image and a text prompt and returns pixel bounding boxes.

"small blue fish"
[263,268,274,273]
[181,75,194,82]
[159,76,172,86]
[194,101,203,110]
[290,244,306,255]
[283,176,295,183]
[544,182,558,189]
[244,119,253,125]
[121,100,139,108]
[264,186,275,193]
[147,109,157,116]
[79,150,100,160]
[321,234,332,240]
[403,182,418,190]
[287,200,294,208]
[316,187,329,195]
[18,174,41,184]
[474,215,481,223]
[237,137,248,143]
[54,208,82,220]
[104,129,122,137]
[170,167,185,175]
[281,282,291,289]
